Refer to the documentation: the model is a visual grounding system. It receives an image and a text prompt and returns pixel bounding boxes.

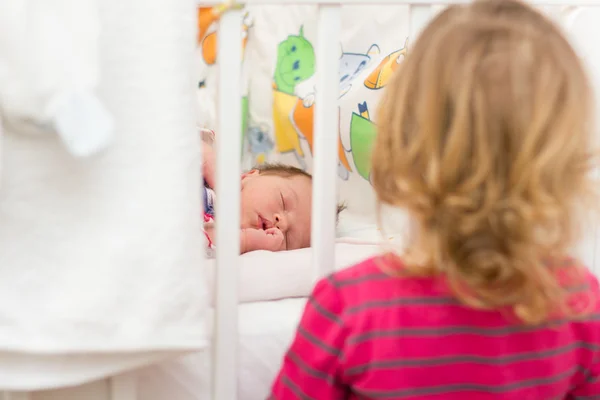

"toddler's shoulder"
[307,256,395,321]
[560,261,600,311]
[322,254,407,306]
[579,267,600,315]
[329,254,393,286]
[583,267,600,291]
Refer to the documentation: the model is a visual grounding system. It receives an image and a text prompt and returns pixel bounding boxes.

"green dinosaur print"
[273,26,315,95]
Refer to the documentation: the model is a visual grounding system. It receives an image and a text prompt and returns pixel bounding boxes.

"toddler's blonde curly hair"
[372,0,597,324]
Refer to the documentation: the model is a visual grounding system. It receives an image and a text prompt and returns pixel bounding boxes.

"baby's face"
[240,171,312,250]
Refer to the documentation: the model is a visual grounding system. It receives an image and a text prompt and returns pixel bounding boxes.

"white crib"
[1,0,599,399]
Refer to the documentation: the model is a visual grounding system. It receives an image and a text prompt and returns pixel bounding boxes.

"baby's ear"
[241,169,259,180]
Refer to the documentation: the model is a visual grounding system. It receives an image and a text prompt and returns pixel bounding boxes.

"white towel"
[0,0,208,390]
[0,0,114,157]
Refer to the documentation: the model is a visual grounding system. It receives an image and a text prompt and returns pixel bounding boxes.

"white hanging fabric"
[0,0,208,390]
[0,0,114,157]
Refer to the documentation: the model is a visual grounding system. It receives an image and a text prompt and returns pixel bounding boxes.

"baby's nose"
[274,213,288,231]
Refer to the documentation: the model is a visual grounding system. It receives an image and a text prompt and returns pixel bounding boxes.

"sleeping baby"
[200,129,343,255]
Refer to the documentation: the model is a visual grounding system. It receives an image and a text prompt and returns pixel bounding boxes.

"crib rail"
[212,7,244,400]
[311,5,341,278]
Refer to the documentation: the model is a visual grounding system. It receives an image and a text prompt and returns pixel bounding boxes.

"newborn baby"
[201,129,334,255]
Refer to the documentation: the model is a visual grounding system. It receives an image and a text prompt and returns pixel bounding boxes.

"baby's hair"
[256,163,312,179]
[372,0,597,324]
[255,163,347,222]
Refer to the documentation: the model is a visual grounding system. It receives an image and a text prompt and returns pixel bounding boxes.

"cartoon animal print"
[197,7,217,45]
[349,102,377,181]
[197,7,253,67]
[339,44,380,97]
[302,43,381,108]
[289,43,380,179]
[272,26,315,169]
[364,37,409,90]
[292,44,380,180]
[273,26,315,95]
[247,124,275,166]
[292,103,352,180]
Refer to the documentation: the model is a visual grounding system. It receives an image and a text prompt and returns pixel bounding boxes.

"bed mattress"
[136,297,306,400]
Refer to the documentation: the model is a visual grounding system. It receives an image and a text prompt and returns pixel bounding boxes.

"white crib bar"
[311,4,342,278]
[212,7,244,400]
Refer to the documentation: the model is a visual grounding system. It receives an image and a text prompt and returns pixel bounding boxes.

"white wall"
[564,7,600,276]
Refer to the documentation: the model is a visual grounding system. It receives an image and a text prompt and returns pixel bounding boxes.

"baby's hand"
[240,228,285,254]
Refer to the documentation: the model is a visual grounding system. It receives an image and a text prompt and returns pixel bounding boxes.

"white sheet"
[137,298,306,400]
[204,241,389,304]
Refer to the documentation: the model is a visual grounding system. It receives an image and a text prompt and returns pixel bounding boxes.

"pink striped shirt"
[270,255,600,399]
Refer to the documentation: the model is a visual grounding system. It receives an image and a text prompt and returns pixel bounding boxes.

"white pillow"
[205,240,386,305]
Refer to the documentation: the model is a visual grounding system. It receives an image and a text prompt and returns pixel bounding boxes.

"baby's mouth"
[258,215,272,230]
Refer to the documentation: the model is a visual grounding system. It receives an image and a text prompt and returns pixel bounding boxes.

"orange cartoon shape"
[291,98,352,180]
[197,6,252,66]
[364,37,409,90]
[271,27,316,169]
